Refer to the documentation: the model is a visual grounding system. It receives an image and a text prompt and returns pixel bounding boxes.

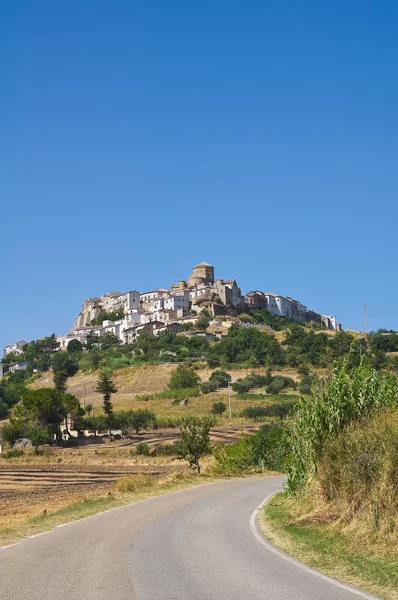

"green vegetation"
[168,366,200,390]
[214,424,289,475]
[241,401,295,422]
[210,402,227,416]
[286,360,398,493]
[136,388,200,401]
[90,308,125,326]
[177,416,214,474]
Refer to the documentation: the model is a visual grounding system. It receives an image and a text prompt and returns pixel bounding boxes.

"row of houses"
[245,290,341,331]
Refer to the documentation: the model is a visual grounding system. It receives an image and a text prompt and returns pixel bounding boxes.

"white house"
[140,289,169,303]
[3,341,27,357]
[57,334,88,349]
[8,360,28,374]
[121,290,141,311]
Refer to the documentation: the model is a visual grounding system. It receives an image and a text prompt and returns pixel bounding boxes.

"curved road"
[0,477,377,600]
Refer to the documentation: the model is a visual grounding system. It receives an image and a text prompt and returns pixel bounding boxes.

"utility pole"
[82,384,85,409]
[227,379,232,420]
[362,304,368,334]
[92,391,94,417]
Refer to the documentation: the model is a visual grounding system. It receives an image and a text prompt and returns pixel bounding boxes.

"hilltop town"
[3,262,341,359]
[50,261,340,351]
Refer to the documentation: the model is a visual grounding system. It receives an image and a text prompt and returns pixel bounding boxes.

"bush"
[298,382,311,395]
[201,381,218,394]
[209,370,231,387]
[251,424,289,471]
[211,402,227,416]
[241,406,269,420]
[213,437,254,475]
[151,442,182,456]
[2,449,24,459]
[232,380,252,393]
[266,376,296,394]
[261,402,296,423]
[169,366,200,390]
[214,425,289,474]
[1,421,26,446]
[115,409,156,434]
[287,360,398,494]
[113,474,154,493]
[135,442,150,456]
[318,411,398,536]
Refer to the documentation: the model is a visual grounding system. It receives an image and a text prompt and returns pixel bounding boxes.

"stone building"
[187,262,215,287]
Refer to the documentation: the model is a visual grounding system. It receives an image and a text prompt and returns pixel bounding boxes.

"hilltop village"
[2,262,341,360]
[50,262,341,350]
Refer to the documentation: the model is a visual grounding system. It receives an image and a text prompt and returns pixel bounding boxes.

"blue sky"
[2,1,397,348]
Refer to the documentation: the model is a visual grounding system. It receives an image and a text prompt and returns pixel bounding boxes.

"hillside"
[30,363,304,418]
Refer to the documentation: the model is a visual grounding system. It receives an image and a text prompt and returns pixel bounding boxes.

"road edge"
[250,491,380,600]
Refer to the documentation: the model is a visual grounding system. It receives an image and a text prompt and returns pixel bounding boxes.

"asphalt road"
[0,477,377,600]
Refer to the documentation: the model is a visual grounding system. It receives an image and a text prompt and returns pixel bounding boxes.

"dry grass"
[113,474,154,493]
[261,493,398,600]
[30,364,302,416]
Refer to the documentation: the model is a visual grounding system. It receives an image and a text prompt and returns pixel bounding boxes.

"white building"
[121,291,141,311]
[57,334,88,349]
[3,341,27,357]
[140,289,169,303]
[7,360,28,374]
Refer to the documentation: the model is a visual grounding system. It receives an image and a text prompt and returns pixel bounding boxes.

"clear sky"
[2,1,397,348]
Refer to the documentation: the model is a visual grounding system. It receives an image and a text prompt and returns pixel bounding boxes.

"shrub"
[317,411,398,535]
[266,376,295,394]
[2,449,24,459]
[213,437,254,475]
[241,406,269,420]
[135,442,150,456]
[251,425,290,471]
[115,409,156,434]
[169,366,200,390]
[209,370,231,387]
[151,442,182,456]
[113,474,154,493]
[213,425,289,474]
[298,382,311,395]
[261,402,296,423]
[211,402,227,416]
[201,381,218,394]
[232,380,252,393]
[1,421,25,446]
[287,360,398,494]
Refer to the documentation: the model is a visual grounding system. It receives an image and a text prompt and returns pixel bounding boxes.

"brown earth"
[0,424,260,531]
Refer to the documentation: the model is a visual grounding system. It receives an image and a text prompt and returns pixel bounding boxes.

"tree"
[196,317,210,331]
[211,402,227,416]
[1,421,25,446]
[177,417,213,474]
[116,409,156,434]
[51,352,78,393]
[95,370,117,440]
[13,388,68,443]
[169,366,200,390]
[67,339,83,355]
[209,370,231,387]
[27,425,51,454]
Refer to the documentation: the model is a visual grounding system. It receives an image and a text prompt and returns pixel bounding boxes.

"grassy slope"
[30,364,303,417]
[261,494,398,600]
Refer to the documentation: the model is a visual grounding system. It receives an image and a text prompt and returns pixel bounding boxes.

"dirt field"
[0,424,260,531]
